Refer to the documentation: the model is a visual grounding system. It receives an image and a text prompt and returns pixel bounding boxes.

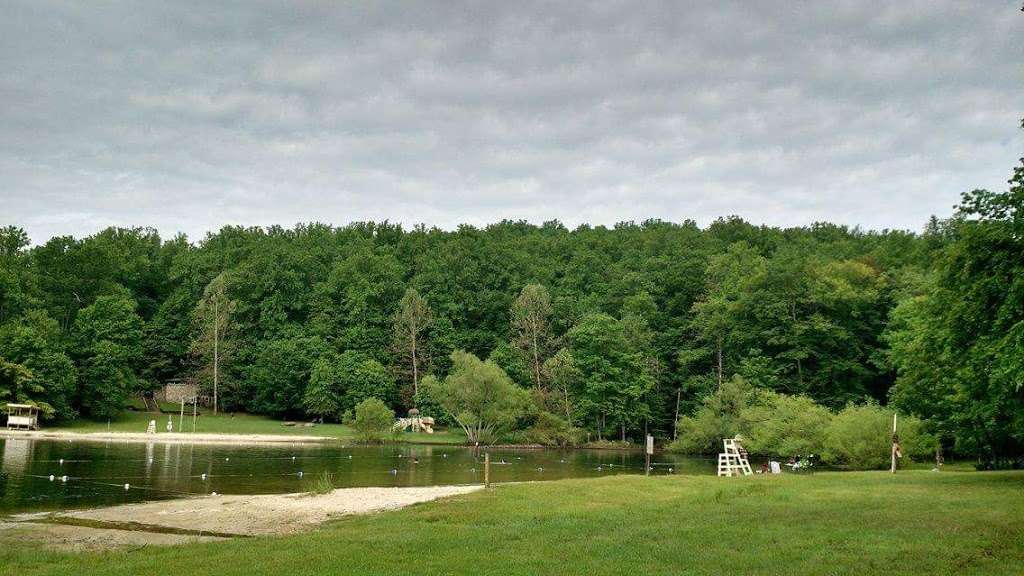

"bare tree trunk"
[673,387,681,439]
[411,336,418,399]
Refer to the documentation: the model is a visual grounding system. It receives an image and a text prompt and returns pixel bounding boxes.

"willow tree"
[393,288,433,399]
[192,273,235,415]
[511,284,553,391]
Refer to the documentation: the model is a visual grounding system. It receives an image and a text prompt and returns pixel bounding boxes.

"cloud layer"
[2,1,1021,242]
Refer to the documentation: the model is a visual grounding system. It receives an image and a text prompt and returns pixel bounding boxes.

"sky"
[2,1,1021,243]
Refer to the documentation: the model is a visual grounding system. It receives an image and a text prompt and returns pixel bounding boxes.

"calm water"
[0,437,716,514]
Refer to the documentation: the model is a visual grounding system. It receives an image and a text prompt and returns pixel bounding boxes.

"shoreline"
[0,430,334,445]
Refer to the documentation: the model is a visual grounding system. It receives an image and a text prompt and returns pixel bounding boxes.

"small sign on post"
[645,434,654,476]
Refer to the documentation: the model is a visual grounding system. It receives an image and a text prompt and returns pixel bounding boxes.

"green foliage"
[669,376,757,454]
[516,411,578,447]
[248,334,328,417]
[568,313,654,440]
[71,294,144,419]
[0,357,54,418]
[425,350,532,444]
[3,151,1020,459]
[822,403,936,469]
[0,310,76,420]
[743,392,831,457]
[351,397,395,443]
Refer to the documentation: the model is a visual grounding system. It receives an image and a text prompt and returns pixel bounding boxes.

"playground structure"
[717,437,753,477]
[394,409,435,434]
[4,404,40,430]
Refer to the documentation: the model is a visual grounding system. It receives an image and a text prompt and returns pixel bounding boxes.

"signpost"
[645,434,654,476]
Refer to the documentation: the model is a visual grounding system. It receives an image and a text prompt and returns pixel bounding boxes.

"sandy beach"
[0,430,333,445]
[3,485,483,550]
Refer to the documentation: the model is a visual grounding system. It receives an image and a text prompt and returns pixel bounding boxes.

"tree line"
[1,152,1021,461]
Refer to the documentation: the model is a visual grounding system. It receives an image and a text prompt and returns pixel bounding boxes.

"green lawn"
[4,470,1022,575]
[50,410,466,445]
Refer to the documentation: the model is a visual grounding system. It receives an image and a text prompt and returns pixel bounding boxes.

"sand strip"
[0,430,332,445]
[4,485,484,549]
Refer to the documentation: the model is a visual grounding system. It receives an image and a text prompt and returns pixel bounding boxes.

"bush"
[822,403,937,469]
[519,411,578,447]
[743,392,831,457]
[352,398,395,443]
[668,376,757,454]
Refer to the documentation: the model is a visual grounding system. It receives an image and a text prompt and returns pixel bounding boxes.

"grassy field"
[3,470,1021,575]
[50,410,466,444]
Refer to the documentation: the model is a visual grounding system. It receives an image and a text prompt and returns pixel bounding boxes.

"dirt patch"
[4,485,483,549]
[0,520,225,551]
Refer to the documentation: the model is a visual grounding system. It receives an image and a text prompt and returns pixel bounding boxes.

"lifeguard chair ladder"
[717,437,753,477]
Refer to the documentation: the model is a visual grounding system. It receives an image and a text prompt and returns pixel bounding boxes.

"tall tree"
[510,284,554,390]
[192,273,236,414]
[393,288,433,399]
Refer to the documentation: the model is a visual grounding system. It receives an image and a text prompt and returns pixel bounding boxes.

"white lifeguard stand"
[717,437,753,477]
[5,404,40,430]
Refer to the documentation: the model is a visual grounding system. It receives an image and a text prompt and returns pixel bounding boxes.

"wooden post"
[192,398,197,433]
[484,452,491,488]
[645,434,653,476]
[179,398,184,431]
[890,412,898,474]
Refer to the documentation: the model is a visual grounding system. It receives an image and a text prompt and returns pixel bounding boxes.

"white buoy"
[124,483,130,490]
[297,471,303,477]
[59,459,64,465]
[61,475,68,482]
[348,455,352,459]
[49,475,55,481]
[225,457,229,462]
[201,473,207,480]
[292,456,296,461]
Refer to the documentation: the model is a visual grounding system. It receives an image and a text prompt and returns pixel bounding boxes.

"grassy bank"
[4,470,1022,575]
[48,411,466,444]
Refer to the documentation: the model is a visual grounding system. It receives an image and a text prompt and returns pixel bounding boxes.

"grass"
[3,470,1021,575]
[48,410,466,445]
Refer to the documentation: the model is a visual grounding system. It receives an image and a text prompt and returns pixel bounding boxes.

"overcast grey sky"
[2,1,1021,243]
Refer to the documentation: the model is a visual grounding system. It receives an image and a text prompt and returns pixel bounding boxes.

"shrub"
[521,411,578,447]
[743,392,832,457]
[668,376,757,454]
[352,398,395,443]
[822,403,937,469]
[425,351,531,444]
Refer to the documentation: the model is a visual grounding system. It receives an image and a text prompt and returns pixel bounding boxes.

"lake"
[0,437,717,514]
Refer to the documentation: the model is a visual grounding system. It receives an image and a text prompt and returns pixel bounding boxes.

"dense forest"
[2,154,1022,462]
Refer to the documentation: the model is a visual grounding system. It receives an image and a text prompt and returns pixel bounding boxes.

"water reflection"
[0,437,715,514]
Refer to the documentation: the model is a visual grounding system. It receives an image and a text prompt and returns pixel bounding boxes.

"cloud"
[1,0,1020,243]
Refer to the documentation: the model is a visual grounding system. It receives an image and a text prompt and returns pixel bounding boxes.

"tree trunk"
[411,336,418,400]
[673,387,681,440]
[213,297,219,416]
[621,424,626,443]
[716,336,724,389]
